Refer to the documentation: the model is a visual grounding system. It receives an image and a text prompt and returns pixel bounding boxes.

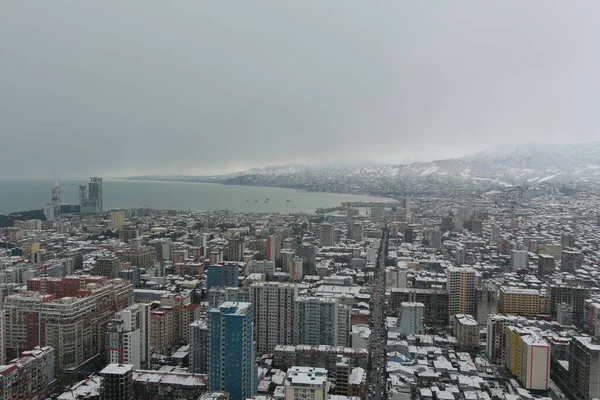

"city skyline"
[3,1,600,178]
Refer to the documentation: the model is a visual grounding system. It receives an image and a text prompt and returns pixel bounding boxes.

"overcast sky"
[2,1,599,179]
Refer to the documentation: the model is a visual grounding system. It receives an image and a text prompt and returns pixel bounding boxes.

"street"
[367,227,388,400]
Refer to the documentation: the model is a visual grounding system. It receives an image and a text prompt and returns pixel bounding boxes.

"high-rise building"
[499,287,541,317]
[475,284,498,324]
[88,176,103,212]
[5,276,133,370]
[457,206,472,228]
[290,257,304,282]
[547,284,591,326]
[150,306,176,355]
[119,265,141,288]
[116,246,157,270]
[370,207,385,223]
[446,266,478,320]
[486,314,530,364]
[490,225,500,243]
[505,328,550,390]
[440,216,453,232]
[430,229,442,250]
[538,254,555,278]
[320,223,334,247]
[208,302,257,400]
[100,364,134,400]
[455,246,465,266]
[561,234,576,249]
[111,210,126,230]
[347,222,363,241]
[511,250,528,271]
[106,304,145,369]
[561,249,584,273]
[296,244,316,276]
[389,288,449,326]
[570,336,600,400]
[266,234,282,262]
[398,302,424,336]
[0,309,4,365]
[206,264,239,288]
[294,296,350,347]
[227,236,244,262]
[281,250,296,273]
[250,282,298,355]
[385,266,408,290]
[189,319,209,374]
[92,256,123,279]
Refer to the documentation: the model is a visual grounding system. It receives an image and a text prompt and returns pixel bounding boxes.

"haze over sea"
[0,179,392,215]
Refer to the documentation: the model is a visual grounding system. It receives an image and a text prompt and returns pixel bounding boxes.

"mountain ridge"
[127,142,600,194]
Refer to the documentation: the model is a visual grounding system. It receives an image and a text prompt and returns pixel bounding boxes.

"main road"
[367,227,388,400]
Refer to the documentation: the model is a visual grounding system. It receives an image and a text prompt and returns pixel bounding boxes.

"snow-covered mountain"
[128,142,600,193]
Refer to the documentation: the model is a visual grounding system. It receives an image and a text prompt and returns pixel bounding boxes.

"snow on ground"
[537,175,556,183]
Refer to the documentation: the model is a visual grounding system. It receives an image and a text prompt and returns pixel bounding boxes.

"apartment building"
[92,256,123,279]
[189,319,209,374]
[538,254,555,277]
[548,284,591,326]
[398,302,424,336]
[106,304,145,369]
[0,346,55,400]
[150,306,176,355]
[273,345,368,372]
[284,366,329,400]
[570,336,600,400]
[208,301,257,400]
[505,327,551,390]
[453,314,480,352]
[250,282,298,355]
[4,277,133,370]
[388,288,449,326]
[294,296,350,347]
[100,364,134,400]
[446,267,478,320]
[499,287,541,317]
[116,246,157,270]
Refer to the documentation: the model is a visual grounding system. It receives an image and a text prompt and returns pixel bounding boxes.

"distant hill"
[127,142,600,194]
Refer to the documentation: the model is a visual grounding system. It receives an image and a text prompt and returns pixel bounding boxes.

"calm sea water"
[0,179,392,215]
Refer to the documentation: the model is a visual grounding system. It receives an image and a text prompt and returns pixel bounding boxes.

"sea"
[0,179,393,215]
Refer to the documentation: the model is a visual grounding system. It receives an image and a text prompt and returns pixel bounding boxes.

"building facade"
[208,302,257,400]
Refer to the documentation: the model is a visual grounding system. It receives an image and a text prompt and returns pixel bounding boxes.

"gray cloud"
[1,1,599,178]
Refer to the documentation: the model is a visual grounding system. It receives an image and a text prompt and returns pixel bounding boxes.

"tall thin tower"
[51,180,61,208]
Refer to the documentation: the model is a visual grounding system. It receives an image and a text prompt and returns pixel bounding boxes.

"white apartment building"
[106,304,144,369]
[250,282,299,355]
[294,296,350,347]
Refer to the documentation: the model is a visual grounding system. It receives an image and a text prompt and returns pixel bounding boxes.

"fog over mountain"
[129,142,600,195]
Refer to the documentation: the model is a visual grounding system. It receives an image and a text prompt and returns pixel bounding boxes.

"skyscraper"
[208,301,257,400]
[88,176,103,212]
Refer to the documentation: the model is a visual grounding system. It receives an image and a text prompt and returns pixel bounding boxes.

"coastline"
[119,177,397,203]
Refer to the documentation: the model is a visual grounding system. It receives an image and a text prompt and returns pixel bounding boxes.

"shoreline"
[117,177,397,203]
